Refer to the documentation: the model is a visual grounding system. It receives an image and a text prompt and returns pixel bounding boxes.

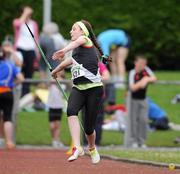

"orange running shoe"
[67,146,84,162]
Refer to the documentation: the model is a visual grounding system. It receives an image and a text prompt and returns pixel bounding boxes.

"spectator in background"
[40,22,66,148]
[2,37,23,68]
[83,62,111,146]
[98,29,130,88]
[38,22,67,147]
[0,46,24,149]
[126,55,157,148]
[47,70,65,148]
[95,62,111,145]
[147,98,169,130]
[39,22,67,83]
[13,5,39,96]
[1,38,23,144]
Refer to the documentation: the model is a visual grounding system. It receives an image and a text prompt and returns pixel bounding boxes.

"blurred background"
[0,0,179,70]
[0,0,180,150]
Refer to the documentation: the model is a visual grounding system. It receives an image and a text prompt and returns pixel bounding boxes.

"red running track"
[0,149,179,174]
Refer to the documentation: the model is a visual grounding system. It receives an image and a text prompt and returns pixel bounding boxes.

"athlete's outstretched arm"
[52,36,86,60]
[51,58,73,79]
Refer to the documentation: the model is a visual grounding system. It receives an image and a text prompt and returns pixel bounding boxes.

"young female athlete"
[51,20,109,164]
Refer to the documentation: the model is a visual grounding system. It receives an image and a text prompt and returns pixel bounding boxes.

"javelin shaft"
[55,79,68,101]
[25,23,68,101]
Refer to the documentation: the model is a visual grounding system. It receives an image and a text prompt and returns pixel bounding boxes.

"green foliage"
[0,0,179,69]
[0,0,42,40]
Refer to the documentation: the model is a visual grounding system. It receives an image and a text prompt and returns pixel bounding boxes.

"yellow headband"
[76,21,89,36]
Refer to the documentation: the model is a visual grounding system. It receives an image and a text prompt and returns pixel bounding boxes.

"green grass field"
[100,149,180,164]
[16,71,180,164]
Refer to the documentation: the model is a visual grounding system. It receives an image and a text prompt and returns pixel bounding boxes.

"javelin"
[25,22,68,101]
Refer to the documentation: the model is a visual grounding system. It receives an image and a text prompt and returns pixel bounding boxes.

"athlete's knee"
[67,106,78,116]
[3,115,12,122]
[85,127,94,135]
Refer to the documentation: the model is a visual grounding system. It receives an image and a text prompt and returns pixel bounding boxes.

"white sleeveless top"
[16,21,36,50]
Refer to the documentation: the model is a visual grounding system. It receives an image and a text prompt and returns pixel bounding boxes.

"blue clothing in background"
[0,60,19,88]
[147,98,167,120]
[97,29,129,55]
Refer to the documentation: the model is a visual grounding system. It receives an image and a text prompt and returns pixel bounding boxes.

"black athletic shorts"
[48,108,62,122]
[0,91,13,122]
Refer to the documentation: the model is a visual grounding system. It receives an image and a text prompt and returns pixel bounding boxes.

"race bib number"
[71,64,85,80]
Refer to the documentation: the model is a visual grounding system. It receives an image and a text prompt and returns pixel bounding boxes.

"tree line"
[1,0,179,70]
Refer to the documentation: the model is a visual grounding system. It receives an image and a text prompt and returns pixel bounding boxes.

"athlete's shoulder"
[80,36,93,47]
